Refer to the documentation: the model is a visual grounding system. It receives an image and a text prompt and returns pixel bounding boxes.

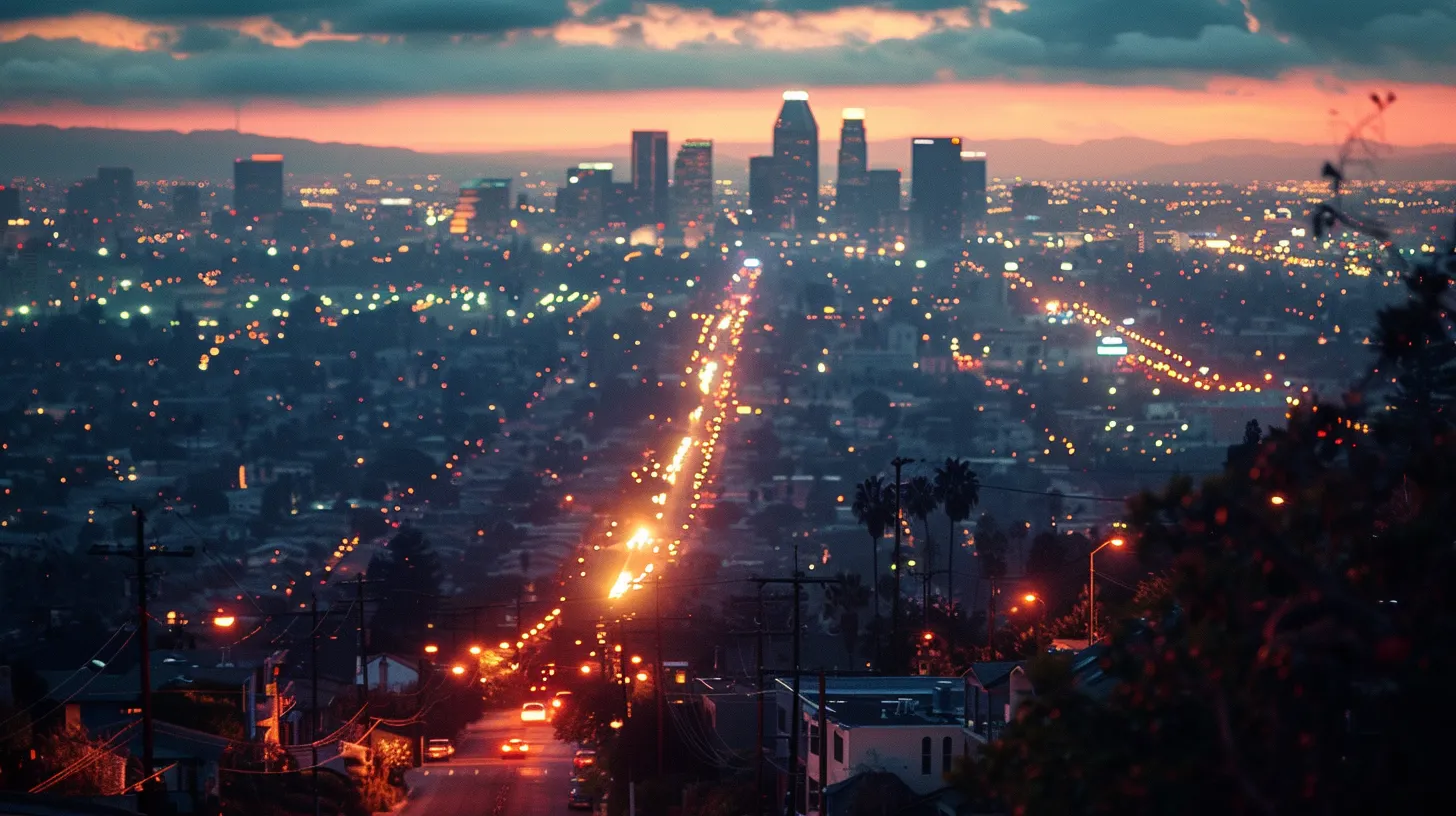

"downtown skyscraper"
[836,108,869,231]
[631,130,669,228]
[673,139,714,237]
[233,154,284,218]
[961,150,988,233]
[773,90,819,232]
[911,137,963,245]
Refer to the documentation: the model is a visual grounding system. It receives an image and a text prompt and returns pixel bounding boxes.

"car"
[424,739,455,762]
[499,738,530,759]
[551,690,573,712]
[573,749,597,771]
[567,784,593,810]
[520,702,547,722]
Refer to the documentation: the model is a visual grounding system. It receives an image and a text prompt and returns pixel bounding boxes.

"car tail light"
[501,744,511,751]
[520,745,529,752]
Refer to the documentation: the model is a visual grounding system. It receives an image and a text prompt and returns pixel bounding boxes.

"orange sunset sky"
[1,2,1453,153]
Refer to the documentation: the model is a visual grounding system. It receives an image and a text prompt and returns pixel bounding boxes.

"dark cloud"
[993,0,1246,47]
[1,0,1454,105]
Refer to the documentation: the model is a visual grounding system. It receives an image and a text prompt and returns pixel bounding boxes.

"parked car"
[573,749,597,770]
[567,783,593,810]
[425,739,455,762]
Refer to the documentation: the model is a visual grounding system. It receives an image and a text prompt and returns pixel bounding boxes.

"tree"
[368,527,443,653]
[973,514,1009,647]
[851,476,891,647]
[933,458,980,620]
[903,475,939,619]
[822,572,871,662]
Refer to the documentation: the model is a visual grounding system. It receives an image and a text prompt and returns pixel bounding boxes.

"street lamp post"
[1021,594,1047,652]
[1088,537,1125,643]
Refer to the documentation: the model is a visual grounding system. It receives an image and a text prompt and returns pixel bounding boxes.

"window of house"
[942,736,954,774]
[833,732,844,763]
[809,722,819,756]
[921,736,932,774]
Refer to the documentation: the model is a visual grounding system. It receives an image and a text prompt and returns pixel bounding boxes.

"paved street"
[401,710,579,816]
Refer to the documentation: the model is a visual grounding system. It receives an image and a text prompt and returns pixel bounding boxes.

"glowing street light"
[424,644,439,654]
[1090,538,1126,643]
[468,645,483,655]
[450,665,466,676]
[212,615,236,628]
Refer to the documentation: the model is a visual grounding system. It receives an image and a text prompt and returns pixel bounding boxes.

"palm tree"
[852,476,890,640]
[933,458,980,619]
[822,572,872,662]
[904,475,939,623]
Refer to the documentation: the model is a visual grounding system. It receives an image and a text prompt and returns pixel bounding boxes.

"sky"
[1,1,1453,152]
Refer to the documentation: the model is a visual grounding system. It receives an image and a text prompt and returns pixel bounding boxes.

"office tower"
[608,182,640,229]
[748,156,782,229]
[233,154,285,217]
[673,139,714,235]
[868,169,902,220]
[63,178,100,241]
[450,179,511,236]
[172,184,203,224]
[1011,183,1050,221]
[773,90,819,231]
[961,151,987,231]
[836,108,869,230]
[911,137,963,244]
[0,184,19,225]
[631,130,669,227]
[556,163,612,230]
[96,167,135,222]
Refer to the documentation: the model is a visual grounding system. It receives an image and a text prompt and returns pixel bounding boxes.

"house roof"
[823,772,938,816]
[963,661,1021,690]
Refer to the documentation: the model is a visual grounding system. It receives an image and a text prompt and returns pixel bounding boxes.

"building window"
[921,736,932,774]
[809,722,819,756]
[942,736,954,774]
[777,706,786,732]
[833,732,844,763]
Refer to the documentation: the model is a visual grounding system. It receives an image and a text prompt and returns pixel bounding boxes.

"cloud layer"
[0,1,1452,103]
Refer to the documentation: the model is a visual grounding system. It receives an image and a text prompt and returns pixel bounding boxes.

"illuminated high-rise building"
[748,156,782,230]
[673,139,714,236]
[773,90,819,232]
[172,183,203,225]
[449,178,510,236]
[911,137,963,244]
[233,154,284,218]
[0,184,20,226]
[556,163,613,230]
[631,131,669,227]
[868,169,902,220]
[961,151,987,232]
[836,108,869,230]
[96,167,135,223]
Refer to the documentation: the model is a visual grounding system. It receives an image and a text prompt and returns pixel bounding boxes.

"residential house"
[774,676,969,815]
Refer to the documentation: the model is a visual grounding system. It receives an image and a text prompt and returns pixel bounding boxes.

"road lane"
[403,710,578,816]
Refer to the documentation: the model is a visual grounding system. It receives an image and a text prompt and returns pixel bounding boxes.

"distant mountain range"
[3,124,1454,185]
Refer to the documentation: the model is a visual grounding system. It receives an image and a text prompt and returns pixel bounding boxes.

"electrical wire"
[28,720,140,794]
[0,623,129,730]
[0,630,138,746]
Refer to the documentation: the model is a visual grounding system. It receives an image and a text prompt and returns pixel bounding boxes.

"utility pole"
[788,539,802,816]
[356,575,369,708]
[756,541,836,816]
[654,578,665,777]
[817,671,828,816]
[89,506,194,816]
[890,456,914,671]
[311,594,321,816]
[754,583,766,816]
